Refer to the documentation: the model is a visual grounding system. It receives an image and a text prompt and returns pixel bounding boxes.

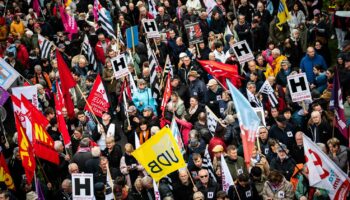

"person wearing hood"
[327,137,349,173]
[132,79,158,115]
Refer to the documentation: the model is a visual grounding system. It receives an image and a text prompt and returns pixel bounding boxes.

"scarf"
[188,105,198,115]
[139,130,150,144]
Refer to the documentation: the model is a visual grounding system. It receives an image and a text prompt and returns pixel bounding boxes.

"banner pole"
[196,43,201,58]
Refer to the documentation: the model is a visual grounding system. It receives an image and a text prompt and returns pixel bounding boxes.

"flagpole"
[75,84,100,124]
[131,26,135,54]
[3,0,8,17]
[185,168,196,187]
[123,90,131,127]
[195,43,201,58]
[106,163,116,200]
[117,24,120,50]
[211,75,228,91]
[205,106,226,127]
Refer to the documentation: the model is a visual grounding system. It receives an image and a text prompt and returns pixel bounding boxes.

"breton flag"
[82,35,98,71]
[227,79,260,166]
[97,3,116,40]
[170,118,185,154]
[221,154,234,192]
[202,147,217,182]
[164,55,173,78]
[146,39,161,99]
[38,34,54,59]
[330,67,348,140]
[303,135,350,199]
[205,106,218,135]
[247,89,263,107]
[259,80,278,107]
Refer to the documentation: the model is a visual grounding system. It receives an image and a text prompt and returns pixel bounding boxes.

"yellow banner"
[132,127,186,181]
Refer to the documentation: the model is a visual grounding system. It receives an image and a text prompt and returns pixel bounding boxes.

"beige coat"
[262,178,294,200]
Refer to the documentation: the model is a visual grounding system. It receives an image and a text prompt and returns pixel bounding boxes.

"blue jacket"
[300,54,327,83]
[132,88,158,115]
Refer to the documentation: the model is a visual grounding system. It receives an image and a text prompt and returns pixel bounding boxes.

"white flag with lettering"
[221,154,234,192]
[303,135,350,200]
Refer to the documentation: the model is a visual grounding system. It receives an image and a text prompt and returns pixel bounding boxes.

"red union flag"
[15,114,36,184]
[0,153,15,190]
[21,95,59,165]
[303,135,350,199]
[85,74,110,117]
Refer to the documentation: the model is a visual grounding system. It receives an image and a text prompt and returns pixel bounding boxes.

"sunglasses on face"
[200,175,208,178]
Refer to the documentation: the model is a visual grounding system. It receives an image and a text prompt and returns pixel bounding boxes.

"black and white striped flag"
[38,34,53,59]
[258,80,278,107]
[82,35,98,71]
[164,55,173,78]
[98,6,116,40]
[146,39,161,99]
[247,89,263,107]
[202,147,217,182]
[205,106,218,135]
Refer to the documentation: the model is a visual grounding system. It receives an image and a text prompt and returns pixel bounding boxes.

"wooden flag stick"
[123,90,131,127]
[75,84,100,125]
[131,26,135,54]
[196,43,201,58]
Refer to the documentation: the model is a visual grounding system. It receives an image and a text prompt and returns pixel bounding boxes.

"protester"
[1,1,350,199]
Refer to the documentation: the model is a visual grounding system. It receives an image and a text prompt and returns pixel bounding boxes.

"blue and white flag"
[126,26,139,49]
[227,79,260,165]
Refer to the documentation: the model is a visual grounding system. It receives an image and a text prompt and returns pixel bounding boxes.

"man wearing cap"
[142,106,160,128]
[268,115,296,150]
[269,143,296,180]
[206,79,223,116]
[132,79,158,115]
[188,71,208,104]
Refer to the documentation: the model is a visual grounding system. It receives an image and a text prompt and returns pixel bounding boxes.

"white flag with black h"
[258,80,278,107]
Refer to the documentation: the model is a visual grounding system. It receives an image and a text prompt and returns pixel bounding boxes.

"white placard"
[287,73,311,102]
[142,19,160,38]
[72,173,94,200]
[112,54,129,80]
[232,40,254,64]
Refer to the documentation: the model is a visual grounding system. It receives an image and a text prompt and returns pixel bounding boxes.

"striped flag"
[247,89,263,107]
[170,118,185,154]
[146,39,161,99]
[148,0,158,18]
[82,35,98,71]
[258,80,278,107]
[97,3,116,39]
[38,34,53,59]
[205,106,218,135]
[164,55,173,78]
[202,147,217,182]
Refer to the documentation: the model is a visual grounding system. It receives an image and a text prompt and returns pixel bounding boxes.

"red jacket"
[16,44,29,68]
[95,39,110,65]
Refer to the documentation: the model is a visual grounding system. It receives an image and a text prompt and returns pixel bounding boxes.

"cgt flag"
[21,95,59,165]
[55,82,71,147]
[0,153,15,190]
[303,135,350,199]
[15,114,36,184]
[132,127,186,181]
[84,74,110,118]
[227,79,260,166]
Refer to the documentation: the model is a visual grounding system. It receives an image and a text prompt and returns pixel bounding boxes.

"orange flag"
[0,153,15,190]
[21,95,59,165]
[15,114,36,184]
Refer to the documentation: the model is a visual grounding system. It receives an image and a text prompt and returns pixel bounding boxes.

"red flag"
[55,82,71,146]
[56,50,76,118]
[118,79,132,104]
[21,95,59,165]
[0,153,15,190]
[15,114,36,184]
[197,59,241,87]
[160,73,172,117]
[84,74,110,118]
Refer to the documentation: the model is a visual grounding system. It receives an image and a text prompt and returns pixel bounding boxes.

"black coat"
[270,156,296,180]
[173,181,194,200]
[102,144,123,169]
[268,123,295,150]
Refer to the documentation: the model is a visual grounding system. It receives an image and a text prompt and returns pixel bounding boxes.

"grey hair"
[91,146,101,157]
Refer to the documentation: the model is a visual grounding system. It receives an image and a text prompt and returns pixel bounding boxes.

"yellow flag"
[65,0,73,7]
[132,127,186,181]
[276,0,291,30]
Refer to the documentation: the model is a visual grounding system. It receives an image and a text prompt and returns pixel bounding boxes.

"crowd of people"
[0,0,350,199]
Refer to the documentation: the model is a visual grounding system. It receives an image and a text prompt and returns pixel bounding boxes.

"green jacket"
[225,156,248,181]
[295,174,328,200]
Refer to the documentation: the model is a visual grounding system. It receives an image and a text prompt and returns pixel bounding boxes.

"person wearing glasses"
[195,169,219,200]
